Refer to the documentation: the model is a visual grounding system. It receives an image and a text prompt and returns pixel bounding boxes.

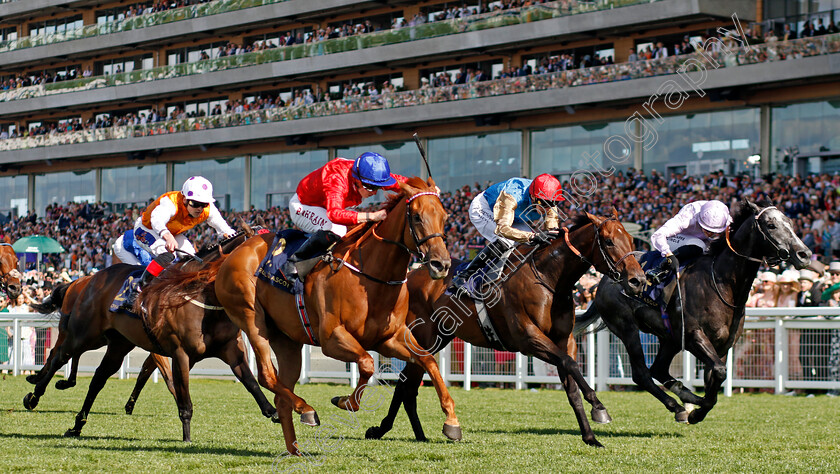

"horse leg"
[266,331,316,457]
[649,341,704,406]
[218,338,277,420]
[684,330,727,424]
[23,340,74,410]
[558,329,611,424]
[168,350,194,442]
[55,356,79,390]
[319,326,377,412]
[125,353,160,414]
[365,362,427,441]
[64,339,135,437]
[374,327,460,441]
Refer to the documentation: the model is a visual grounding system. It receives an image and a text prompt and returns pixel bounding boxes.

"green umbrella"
[821,282,840,302]
[12,235,66,254]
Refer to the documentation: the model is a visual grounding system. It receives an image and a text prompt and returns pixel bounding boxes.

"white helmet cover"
[698,200,731,233]
[181,176,215,203]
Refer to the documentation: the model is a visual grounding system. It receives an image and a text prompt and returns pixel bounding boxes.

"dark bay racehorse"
[366,212,645,447]
[576,200,811,424]
[24,233,276,441]
[0,243,23,300]
[215,177,458,456]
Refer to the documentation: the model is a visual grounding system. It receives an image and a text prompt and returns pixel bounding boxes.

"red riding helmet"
[529,173,564,204]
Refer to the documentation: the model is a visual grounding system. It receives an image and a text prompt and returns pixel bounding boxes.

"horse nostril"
[629,277,642,289]
[429,260,445,273]
[797,250,810,261]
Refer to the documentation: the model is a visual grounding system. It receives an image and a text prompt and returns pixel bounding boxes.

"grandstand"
[0,0,838,219]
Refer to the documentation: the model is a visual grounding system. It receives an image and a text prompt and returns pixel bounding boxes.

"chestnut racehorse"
[366,212,645,447]
[215,177,458,456]
[0,243,23,300]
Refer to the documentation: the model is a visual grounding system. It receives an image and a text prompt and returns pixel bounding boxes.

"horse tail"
[30,281,73,315]
[574,303,606,336]
[139,256,228,315]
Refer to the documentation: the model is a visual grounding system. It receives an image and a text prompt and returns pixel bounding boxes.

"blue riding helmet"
[352,152,397,187]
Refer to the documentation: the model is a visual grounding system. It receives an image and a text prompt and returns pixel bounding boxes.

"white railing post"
[682,350,693,390]
[299,345,310,384]
[775,318,786,394]
[440,344,450,386]
[119,353,128,379]
[515,352,525,390]
[725,347,733,397]
[370,351,379,385]
[350,362,358,388]
[586,332,596,388]
[12,318,20,376]
[153,368,159,384]
[65,359,71,379]
[596,328,609,391]
[464,342,472,391]
[242,331,257,377]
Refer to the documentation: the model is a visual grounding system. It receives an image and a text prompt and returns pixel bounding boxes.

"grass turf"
[1,375,838,472]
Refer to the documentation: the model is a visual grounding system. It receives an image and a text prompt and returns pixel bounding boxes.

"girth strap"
[474,297,508,352]
[296,293,318,345]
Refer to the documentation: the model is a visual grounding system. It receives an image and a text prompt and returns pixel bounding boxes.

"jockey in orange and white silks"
[112,176,235,266]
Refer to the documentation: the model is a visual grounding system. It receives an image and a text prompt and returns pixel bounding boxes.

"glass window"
[35,170,96,214]
[428,132,521,192]
[772,100,840,174]
[173,157,246,212]
[250,150,328,209]
[644,109,760,177]
[531,121,634,179]
[0,175,28,218]
[101,164,167,211]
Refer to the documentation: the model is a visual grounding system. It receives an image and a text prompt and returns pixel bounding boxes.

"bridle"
[373,191,445,264]
[723,205,789,267]
[560,216,633,282]
[0,243,21,296]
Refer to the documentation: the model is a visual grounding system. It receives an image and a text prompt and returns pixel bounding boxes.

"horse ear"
[586,211,605,226]
[744,199,761,214]
[426,176,437,189]
[398,180,419,196]
[612,207,619,219]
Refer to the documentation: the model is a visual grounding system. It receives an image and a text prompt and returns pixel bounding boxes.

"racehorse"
[366,211,646,447]
[215,177,458,456]
[575,200,811,424]
[0,242,23,300]
[23,232,276,441]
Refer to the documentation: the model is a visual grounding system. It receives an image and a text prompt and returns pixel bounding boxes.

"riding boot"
[124,252,175,310]
[645,258,672,286]
[449,239,510,291]
[282,230,340,280]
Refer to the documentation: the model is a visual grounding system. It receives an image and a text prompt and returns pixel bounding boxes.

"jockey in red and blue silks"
[283,152,409,278]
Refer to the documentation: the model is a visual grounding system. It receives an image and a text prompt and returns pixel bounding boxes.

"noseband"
[562,217,633,282]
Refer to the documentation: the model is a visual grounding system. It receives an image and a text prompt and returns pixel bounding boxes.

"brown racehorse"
[215,177,458,456]
[23,236,276,441]
[366,212,645,447]
[0,243,23,300]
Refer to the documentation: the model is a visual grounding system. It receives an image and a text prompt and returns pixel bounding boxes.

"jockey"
[283,152,409,279]
[112,176,235,284]
[450,173,564,288]
[646,199,732,284]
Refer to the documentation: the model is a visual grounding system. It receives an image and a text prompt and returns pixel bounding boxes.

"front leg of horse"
[169,352,193,442]
[125,354,159,415]
[366,363,427,441]
[221,341,277,420]
[649,343,704,407]
[686,334,728,425]
[376,329,461,441]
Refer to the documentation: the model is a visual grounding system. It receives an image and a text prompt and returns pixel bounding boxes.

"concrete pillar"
[243,154,251,211]
[613,36,634,63]
[760,105,771,175]
[403,68,420,91]
[521,129,531,177]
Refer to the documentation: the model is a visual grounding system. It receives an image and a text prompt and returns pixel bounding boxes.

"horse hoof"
[55,379,76,390]
[300,411,320,427]
[674,411,689,423]
[591,407,612,424]
[688,410,707,425]
[365,426,384,440]
[585,438,605,448]
[23,393,39,411]
[442,423,462,441]
[63,429,80,438]
[125,402,135,415]
[331,396,354,411]
[271,412,282,424]
[25,373,39,384]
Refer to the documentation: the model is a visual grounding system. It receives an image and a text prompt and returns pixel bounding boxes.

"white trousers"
[469,193,533,247]
[289,194,348,236]
[111,222,195,265]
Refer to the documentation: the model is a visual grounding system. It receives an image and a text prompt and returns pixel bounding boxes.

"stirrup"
[645,269,668,286]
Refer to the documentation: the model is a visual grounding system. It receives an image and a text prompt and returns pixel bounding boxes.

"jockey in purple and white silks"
[646,200,732,284]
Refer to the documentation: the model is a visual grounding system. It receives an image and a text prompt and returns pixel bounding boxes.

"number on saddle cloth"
[255,229,309,294]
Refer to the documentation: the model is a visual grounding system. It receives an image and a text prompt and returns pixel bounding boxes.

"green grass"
[1,375,838,472]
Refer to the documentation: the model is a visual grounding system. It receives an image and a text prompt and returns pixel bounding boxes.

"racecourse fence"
[2,307,839,395]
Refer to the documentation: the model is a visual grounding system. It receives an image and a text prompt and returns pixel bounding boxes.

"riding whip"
[412,132,433,179]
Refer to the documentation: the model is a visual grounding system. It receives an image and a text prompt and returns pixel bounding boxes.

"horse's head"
[743,200,811,269]
[396,177,451,279]
[0,244,22,300]
[584,210,645,295]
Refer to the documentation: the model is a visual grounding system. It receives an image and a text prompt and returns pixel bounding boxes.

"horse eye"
[605,238,614,246]
[767,223,776,230]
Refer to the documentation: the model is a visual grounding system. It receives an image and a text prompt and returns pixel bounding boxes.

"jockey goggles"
[186,199,210,209]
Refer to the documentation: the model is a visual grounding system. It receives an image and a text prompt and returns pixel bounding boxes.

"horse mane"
[707,198,772,255]
[137,255,227,320]
[565,213,591,232]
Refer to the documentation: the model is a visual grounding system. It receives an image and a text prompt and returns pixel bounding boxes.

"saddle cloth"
[636,250,683,308]
[109,269,144,317]
[447,245,515,299]
[255,229,308,294]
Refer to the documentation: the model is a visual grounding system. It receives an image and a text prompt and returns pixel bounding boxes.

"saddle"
[255,229,314,294]
[447,244,515,300]
[109,269,145,317]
